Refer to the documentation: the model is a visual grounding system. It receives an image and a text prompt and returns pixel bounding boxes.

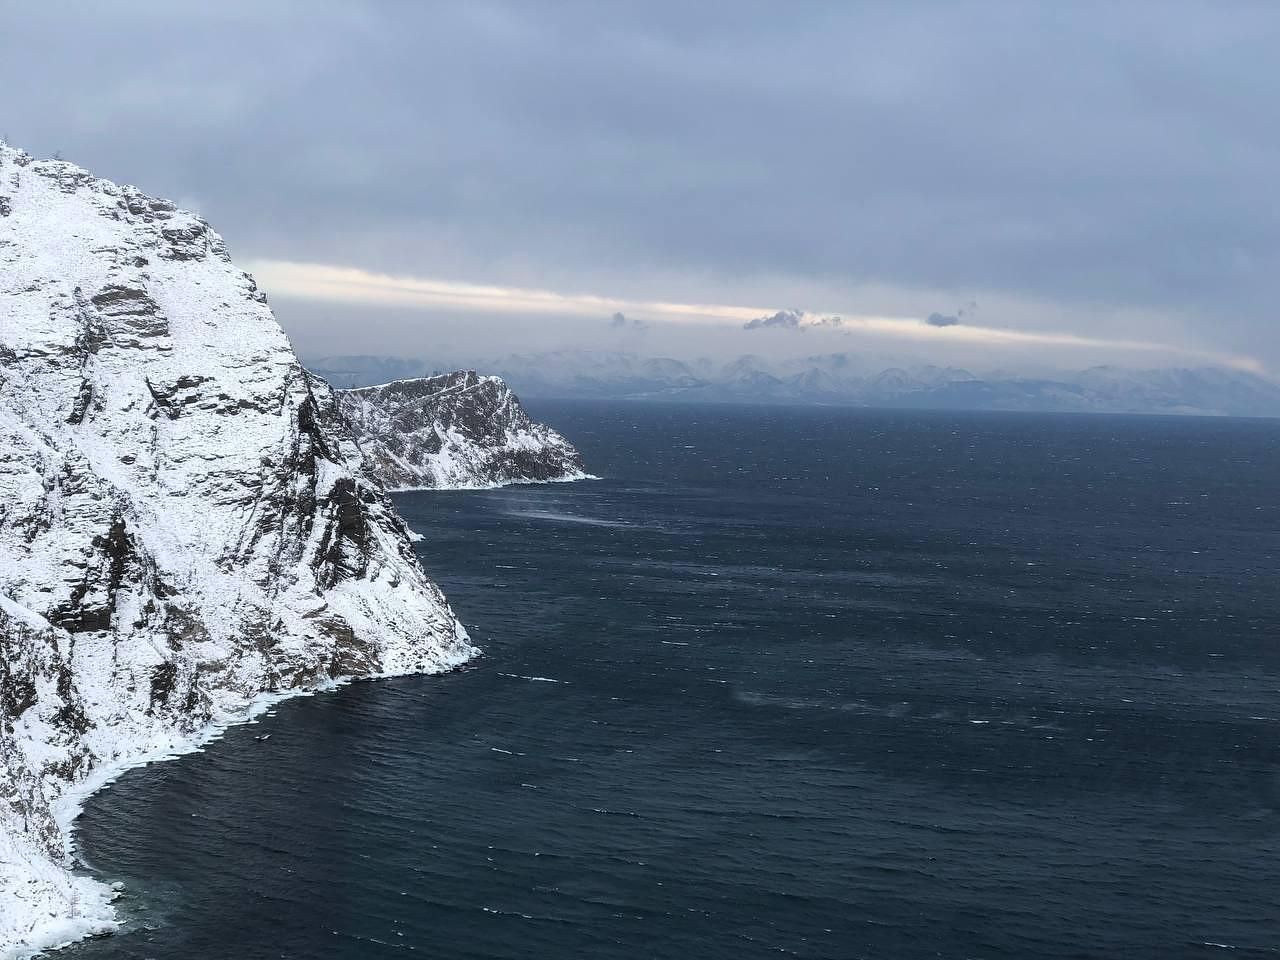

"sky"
[2,1,1277,374]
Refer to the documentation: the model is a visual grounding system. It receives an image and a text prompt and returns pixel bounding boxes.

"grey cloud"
[743,311,844,332]
[744,310,803,331]
[928,299,980,327]
[610,311,646,330]
[3,2,1277,365]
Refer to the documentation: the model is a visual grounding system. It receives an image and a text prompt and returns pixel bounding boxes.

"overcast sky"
[3,1,1277,373]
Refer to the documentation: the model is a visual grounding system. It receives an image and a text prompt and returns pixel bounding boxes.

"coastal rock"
[0,144,477,958]
[334,371,590,490]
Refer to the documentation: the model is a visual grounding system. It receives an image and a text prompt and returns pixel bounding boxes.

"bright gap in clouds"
[248,260,1262,373]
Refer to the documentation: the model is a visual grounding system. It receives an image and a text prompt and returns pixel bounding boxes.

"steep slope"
[0,144,476,957]
[334,372,590,490]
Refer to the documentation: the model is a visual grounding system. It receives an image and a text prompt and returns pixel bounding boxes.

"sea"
[67,402,1280,959]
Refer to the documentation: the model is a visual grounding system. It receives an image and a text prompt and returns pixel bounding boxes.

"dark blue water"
[71,404,1280,959]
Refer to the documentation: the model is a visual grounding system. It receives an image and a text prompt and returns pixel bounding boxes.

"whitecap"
[497,673,565,683]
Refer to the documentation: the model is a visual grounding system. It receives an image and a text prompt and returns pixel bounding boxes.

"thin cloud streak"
[250,260,1262,372]
[250,260,762,323]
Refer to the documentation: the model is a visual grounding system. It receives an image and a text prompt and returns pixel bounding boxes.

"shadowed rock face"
[0,143,476,954]
[334,371,589,490]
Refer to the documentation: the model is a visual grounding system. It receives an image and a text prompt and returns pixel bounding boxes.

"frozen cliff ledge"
[0,143,477,958]
[334,372,592,490]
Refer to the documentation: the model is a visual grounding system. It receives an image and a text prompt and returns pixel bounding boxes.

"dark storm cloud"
[3,1,1278,364]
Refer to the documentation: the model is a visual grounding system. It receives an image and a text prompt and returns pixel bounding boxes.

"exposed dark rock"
[334,371,589,489]
[0,142,477,948]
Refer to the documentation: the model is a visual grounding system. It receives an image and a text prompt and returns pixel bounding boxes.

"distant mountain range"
[307,351,1280,419]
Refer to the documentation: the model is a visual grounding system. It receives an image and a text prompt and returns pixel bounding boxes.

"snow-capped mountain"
[310,351,1280,418]
[334,371,590,490]
[309,354,426,389]
[0,144,476,958]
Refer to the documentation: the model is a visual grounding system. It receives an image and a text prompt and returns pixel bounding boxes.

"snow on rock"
[334,371,592,490]
[0,143,477,958]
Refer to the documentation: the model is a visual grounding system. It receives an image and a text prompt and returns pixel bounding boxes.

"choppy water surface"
[71,404,1280,959]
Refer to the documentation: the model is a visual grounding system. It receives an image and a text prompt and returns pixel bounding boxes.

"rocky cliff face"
[0,144,476,957]
[335,372,590,490]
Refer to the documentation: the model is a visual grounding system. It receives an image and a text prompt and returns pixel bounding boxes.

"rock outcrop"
[334,372,591,490]
[0,144,476,958]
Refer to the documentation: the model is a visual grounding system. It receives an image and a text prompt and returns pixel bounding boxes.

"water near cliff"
[69,403,1280,959]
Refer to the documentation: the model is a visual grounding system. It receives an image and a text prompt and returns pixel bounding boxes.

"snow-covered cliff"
[334,372,591,490]
[0,144,477,958]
